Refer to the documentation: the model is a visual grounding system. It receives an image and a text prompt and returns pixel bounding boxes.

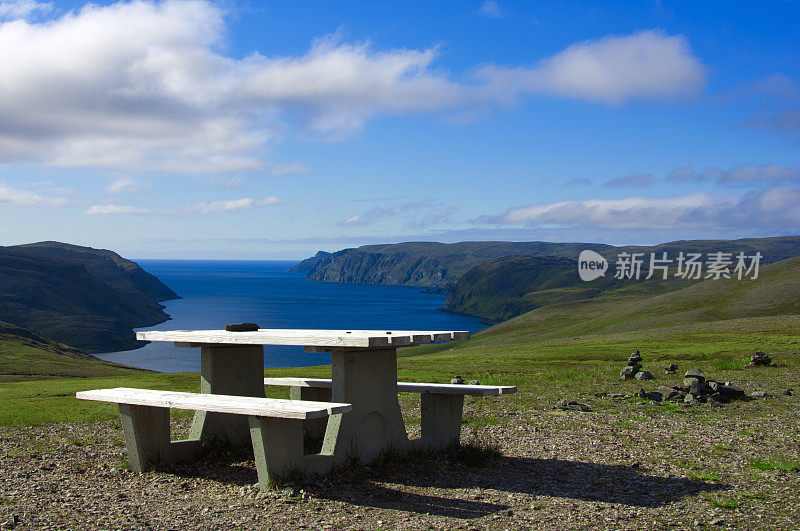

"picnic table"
[135,328,472,471]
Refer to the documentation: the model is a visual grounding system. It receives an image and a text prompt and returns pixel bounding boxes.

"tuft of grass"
[750,459,800,472]
[117,456,130,470]
[450,437,502,468]
[688,470,720,482]
[709,498,740,509]
[462,414,501,428]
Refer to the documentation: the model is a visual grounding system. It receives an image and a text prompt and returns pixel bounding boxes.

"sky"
[0,0,799,259]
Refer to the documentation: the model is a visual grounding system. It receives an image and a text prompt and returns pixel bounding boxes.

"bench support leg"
[248,416,304,489]
[119,404,203,472]
[119,404,170,473]
[290,386,331,439]
[327,348,409,463]
[420,393,465,449]
[190,345,266,446]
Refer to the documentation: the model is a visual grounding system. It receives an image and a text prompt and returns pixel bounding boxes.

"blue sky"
[0,0,798,259]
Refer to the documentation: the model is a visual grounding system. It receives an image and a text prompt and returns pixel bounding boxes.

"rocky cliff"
[291,241,610,290]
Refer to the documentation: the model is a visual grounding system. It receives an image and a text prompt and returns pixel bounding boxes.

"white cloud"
[105,177,149,194]
[0,0,51,21]
[0,2,707,174]
[269,162,313,176]
[479,187,800,230]
[85,204,151,215]
[478,1,503,18]
[338,200,452,228]
[0,184,65,206]
[183,196,284,215]
[475,30,705,105]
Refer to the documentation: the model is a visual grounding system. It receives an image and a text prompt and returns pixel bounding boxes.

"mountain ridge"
[0,241,179,352]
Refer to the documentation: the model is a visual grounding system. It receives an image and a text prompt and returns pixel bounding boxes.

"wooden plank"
[136,329,470,348]
[76,388,352,420]
[263,377,517,397]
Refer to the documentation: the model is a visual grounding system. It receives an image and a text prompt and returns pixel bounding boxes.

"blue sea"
[96,260,486,373]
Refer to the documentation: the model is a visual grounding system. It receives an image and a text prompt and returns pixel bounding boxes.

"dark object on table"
[225,323,260,332]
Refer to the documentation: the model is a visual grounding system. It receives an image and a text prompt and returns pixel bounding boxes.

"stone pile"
[750,352,772,366]
[619,349,653,380]
[637,369,747,406]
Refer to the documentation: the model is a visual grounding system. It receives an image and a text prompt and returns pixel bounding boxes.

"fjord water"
[96,260,486,373]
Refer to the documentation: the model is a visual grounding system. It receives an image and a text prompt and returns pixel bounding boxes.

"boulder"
[450,376,465,385]
[717,384,746,399]
[684,394,701,406]
[628,354,643,365]
[688,380,704,397]
[750,352,772,366]
[657,386,679,400]
[684,368,706,382]
[708,392,729,404]
[620,364,641,379]
[634,371,654,380]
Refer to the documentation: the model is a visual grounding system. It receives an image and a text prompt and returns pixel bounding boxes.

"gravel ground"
[1,391,799,530]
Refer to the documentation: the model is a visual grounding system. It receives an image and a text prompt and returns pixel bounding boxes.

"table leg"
[323,348,409,463]
[188,344,265,446]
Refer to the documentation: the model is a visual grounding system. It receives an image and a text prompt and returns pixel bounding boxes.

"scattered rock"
[785,388,794,396]
[554,399,591,412]
[664,363,678,374]
[750,351,772,366]
[620,365,641,379]
[634,371,654,380]
[751,391,772,398]
[628,354,643,365]
[710,517,726,526]
[717,384,746,400]
[684,368,706,382]
[450,376,464,384]
[637,389,663,402]
[468,380,480,386]
[657,386,679,400]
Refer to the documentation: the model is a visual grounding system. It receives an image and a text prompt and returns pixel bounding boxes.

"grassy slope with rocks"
[0,241,178,353]
[1,253,798,528]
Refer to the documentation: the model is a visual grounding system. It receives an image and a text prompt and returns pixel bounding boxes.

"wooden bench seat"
[263,377,517,449]
[76,388,351,488]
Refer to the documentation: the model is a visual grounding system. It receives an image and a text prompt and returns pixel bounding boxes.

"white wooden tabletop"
[136,329,470,348]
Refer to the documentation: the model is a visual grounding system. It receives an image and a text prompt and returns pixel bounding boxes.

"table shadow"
[306,456,728,519]
[163,454,728,520]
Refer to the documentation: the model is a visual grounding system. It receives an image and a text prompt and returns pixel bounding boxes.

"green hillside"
[0,241,178,352]
[444,255,698,322]
[399,254,800,386]
[0,321,146,383]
